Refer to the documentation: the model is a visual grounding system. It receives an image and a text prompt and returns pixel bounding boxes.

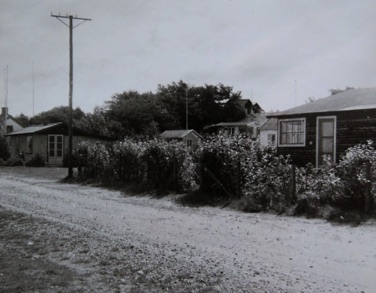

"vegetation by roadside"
[66,136,375,224]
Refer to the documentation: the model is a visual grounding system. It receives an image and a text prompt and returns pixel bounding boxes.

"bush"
[71,136,375,218]
[25,153,46,167]
[74,138,198,193]
[294,141,376,214]
[0,136,9,161]
[198,135,294,211]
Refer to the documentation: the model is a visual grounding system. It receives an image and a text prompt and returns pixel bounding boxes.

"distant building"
[160,129,203,149]
[204,114,267,139]
[268,87,376,166]
[6,122,110,166]
[224,99,264,116]
[0,107,24,135]
[259,118,278,146]
[204,99,265,138]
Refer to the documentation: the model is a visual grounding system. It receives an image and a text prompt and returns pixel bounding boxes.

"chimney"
[1,107,7,118]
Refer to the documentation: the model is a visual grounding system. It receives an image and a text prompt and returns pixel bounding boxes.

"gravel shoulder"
[0,167,375,292]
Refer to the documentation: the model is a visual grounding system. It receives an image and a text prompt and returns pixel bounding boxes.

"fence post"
[236,158,241,198]
[364,161,371,214]
[199,160,204,192]
[173,154,178,192]
[290,164,296,199]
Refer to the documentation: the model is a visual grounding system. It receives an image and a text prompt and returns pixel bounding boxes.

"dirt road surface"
[0,167,375,292]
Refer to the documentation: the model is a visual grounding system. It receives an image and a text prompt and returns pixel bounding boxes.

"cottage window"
[186,139,192,147]
[248,126,255,136]
[279,118,306,147]
[6,125,13,133]
[26,136,33,154]
[267,134,276,144]
[225,127,235,136]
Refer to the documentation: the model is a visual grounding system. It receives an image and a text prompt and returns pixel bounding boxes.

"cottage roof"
[5,122,63,136]
[269,88,376,117]
[211,114,267,128]
[160,129,202,139]
[259,118,278,131]
[0,107,25,129]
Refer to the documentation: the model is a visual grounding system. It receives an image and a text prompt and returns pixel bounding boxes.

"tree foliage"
[24,81,247,140]
[13,113,30,127]
[329,86,354,95]
[30,106,86,126]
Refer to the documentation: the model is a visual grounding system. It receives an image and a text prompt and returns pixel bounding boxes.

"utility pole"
[51,13,91,178]
[186,90,188,130]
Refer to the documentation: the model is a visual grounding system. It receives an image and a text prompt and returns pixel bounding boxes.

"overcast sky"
[1,0,376,117]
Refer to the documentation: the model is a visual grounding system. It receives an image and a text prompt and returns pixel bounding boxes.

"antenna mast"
[4,65,8,109]
[32,63,35,117]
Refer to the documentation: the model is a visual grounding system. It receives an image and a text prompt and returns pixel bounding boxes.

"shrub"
[74,138,197,193]
[25,153,46,167]
[197,135,294,211]
[74,141,112,180]
[0,136,9,161]
[111,139,147,184]
[143,139,197,192]
[294,141,376,214]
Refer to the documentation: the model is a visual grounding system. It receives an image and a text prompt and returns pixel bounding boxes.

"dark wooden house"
[268,88,376,166]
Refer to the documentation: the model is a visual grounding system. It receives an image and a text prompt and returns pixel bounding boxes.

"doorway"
[48,135,64,165]
[316,116,336,166]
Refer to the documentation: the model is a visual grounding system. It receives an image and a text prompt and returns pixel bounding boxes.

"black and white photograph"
[1,1,376,292]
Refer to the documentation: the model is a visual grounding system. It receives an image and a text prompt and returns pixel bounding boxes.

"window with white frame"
[186,139,192,147]
[267,134,276,144]
[225,127,235,136]
[279,118,306,146]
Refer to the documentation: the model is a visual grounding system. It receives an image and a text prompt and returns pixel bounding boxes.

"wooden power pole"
[51,14,91,178]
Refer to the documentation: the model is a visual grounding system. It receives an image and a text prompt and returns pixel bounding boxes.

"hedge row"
[74,136,376,216]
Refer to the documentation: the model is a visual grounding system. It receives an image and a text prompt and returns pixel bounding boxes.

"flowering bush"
[73,136,375,216]
[197,135,294,211]
[111,139,146,184]
[75,141,112,180]
[74,138,197,193]
[294,141,376,213]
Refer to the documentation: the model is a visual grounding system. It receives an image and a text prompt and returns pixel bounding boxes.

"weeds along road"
[0,167,376,292]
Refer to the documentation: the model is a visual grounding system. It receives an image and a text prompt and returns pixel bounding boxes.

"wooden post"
[173,154,178,192]
[68,15,73,178]
[364,161,371,214]
[290,164,296,200]
[236,159,241,198]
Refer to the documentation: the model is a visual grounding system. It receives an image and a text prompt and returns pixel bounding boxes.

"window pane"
[26,136,33,153]
[280,119,304,145]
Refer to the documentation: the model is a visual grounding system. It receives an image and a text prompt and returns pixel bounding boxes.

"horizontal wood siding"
[276,109,376,166]
[277,115,316,166]
[336,109,376,157]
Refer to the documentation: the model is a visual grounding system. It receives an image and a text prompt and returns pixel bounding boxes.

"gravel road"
[0,167,375,292]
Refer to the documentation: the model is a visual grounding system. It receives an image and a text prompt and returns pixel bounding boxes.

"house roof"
[0,108,25,129]
[5,122,63,136]
[269,88,376,117]
[259,118,278,131]
[160,129,202,139]
[204,114,267,129]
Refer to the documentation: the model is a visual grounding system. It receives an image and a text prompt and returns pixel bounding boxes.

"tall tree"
[156,81,244,132]
[30,106,86,127]
[14,113,30,127]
